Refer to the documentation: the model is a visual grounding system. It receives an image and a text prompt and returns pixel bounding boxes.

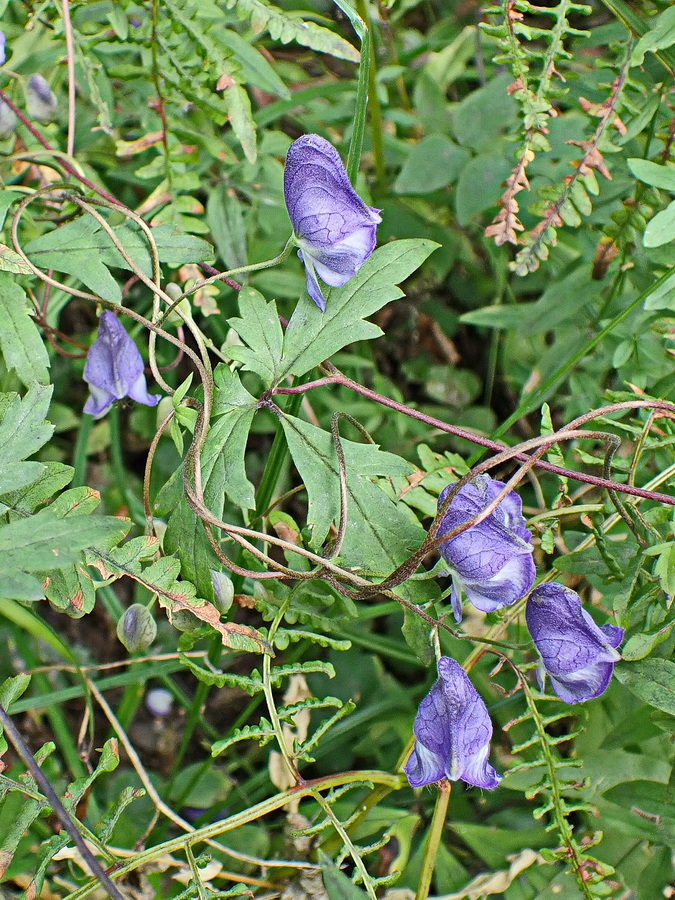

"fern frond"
[483,0,591,247]
[223,0,359,63]
[508,674,615,898]
[211,720,277,756]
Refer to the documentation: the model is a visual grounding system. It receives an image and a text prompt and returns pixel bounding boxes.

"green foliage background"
[1,0,675,897]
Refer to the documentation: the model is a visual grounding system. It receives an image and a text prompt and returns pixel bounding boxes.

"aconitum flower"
[437,475,536,622]
[84,311,161,418]
[283,134,381,312]
[404,657,501,790]
[0,32,6,67]
[526,583,624,704]
[26,74,57,124]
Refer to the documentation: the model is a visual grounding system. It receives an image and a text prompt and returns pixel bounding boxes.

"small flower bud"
[211,570,234,614]
[117,603,157,652]
[170,609,200,632]
[26,74,57,124]
[0,100,17,140]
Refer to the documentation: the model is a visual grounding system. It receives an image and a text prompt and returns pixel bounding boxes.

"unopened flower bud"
[26,74,57,124]
[0,100,17,140]
[211,570,234,614]
[117,603,157,652]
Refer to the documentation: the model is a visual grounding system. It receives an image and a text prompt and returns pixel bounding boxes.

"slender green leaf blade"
[320,852,369,899]
[279,413,430,604]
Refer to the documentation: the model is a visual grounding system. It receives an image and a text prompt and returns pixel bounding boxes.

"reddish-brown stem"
[198,261,242,292]
[274,375,675,506]
[0,88,120,205]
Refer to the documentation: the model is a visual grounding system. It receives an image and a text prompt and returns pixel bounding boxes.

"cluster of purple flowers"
[81,133,378,417]
[405,475,624,790]
[73,132,622,797]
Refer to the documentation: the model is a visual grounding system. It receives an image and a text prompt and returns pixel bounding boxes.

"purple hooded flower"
[26,74,57,124]
[0,32,6,67]
[526,583,624,704]
[437,475,536,622]
[405,657,501,790]
[283,134,381,312]
[84,311,161,418]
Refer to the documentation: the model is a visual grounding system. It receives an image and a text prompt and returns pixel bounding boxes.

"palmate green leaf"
[0,275,50,389]
[0,385,53,481]
[0,510,129,602]
[161,486,223,604]
[34,486,128,616]
[24,218,214,303]
[224,0,360,63]
[280,239,439,380]
[203,366,258,509]
[0,462,46,497]
[160,367,257,600]
[228,287,284,384]
[279,413,429,601]
[1,462,73,516]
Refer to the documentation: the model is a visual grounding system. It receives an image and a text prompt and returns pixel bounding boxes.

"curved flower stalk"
[526,582,624,704]
[84,311,161,418]
[404,657,501,790]
[283,133,381,311]
[437,475,536,622]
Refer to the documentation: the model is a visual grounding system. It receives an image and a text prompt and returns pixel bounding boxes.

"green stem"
[159,237,295,326]
[108,406,146,527]
[415,784,451,900]
[333,0,370,184]
[262,595,297,781]
[71,413,93,488]
[311,789,378,900]
[63,770,402,900]
[355,0,385,189]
